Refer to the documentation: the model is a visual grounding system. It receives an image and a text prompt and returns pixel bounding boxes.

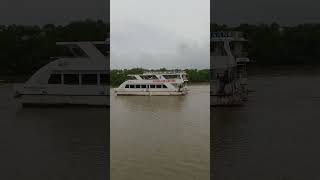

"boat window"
[163,75,180,79]
[127,76,137,80]
[64,74,79,85]
[136,85,141,88]
[212,41,227,56]
[48,74,62,84]
[125,85,129,88]
[229,41,248,58]
[156,85,162,88]
[71,46,88,57]
[141,85,146,88]
[55,44,88,58]
[150,85,155,88]
[55,46,74,57]
[162,84,168,88]
[129,85,134,88]
[100,74,109,85]
[141,75,158,80]
[94,44,109,56]
[82,74,97,85]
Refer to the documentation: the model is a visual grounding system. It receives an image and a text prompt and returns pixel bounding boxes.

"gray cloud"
[111,0,210,69]
[212,0,320,25]
[0,0,108,25]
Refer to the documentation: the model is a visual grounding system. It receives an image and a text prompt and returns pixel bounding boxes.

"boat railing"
[143,71,186,75]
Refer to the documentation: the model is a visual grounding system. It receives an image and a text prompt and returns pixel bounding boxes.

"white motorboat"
[211,31,250,106]
[14,39,110,106]
[115,71,188,96]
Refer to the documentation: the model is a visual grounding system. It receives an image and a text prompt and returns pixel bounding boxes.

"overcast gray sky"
[212,0,320,25]
[111,0,210,69]
[0,0,108,25]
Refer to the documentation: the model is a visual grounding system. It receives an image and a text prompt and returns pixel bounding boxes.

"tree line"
[1,21,319,77]
[110,68,209,86]
[0,19,109,76]
[212,23,320,64]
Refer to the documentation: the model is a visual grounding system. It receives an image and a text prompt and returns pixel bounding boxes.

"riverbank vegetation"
[0,19,108,76]
[110,68,209,86]
[1,21,320,77]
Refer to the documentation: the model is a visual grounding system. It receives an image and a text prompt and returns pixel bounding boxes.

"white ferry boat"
[115,71,188,96]
[211,31,250,106]
[13,39,110,106]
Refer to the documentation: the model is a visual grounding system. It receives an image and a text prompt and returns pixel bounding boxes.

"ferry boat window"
[141,75,158,80]
[162,84,168,88]
[94,44,109,56]
[55,45,88,58]
[64,74,79,85]
[127,76,137,80]
[212,41,227,56]
[55,46,74,57]
[136,85,141,88]
[229,41,248,58]
[156,85,162,88]
[150,85,155,88]
[100,74,109,85]
[125,85,129,88]
[163,75,180,79]
[141,85,146,88]
[71,46,88,57]
[129,85,134,88]
[48,74,62,84]
[82,74,97,85]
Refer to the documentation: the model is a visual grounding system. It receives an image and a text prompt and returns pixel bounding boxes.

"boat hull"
[15,94,109,107]
[115,90,187,96]
[14,84,109,107]
[210,95,243,106]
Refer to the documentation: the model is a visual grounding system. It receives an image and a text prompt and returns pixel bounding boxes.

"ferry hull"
[15,94,109,107]
[115,91,187,96]
[211,95,243,106]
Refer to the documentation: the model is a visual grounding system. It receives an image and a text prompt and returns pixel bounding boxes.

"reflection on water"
[111,84,210,180]
[0,84,108,180]
[212,68,320,180]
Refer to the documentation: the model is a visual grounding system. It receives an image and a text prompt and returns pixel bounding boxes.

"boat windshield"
[55,44,88,58]
[163,75,181,79]
[141,75,158,80]
[229,41,248,58]
[127,76,137,80]
[94,43,109,57]
[211,41,227,56]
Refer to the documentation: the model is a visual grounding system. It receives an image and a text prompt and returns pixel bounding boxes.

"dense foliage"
[0,19,109,75]
[110,68,209,86]
[1,21,320,77]
[212,23,320,64]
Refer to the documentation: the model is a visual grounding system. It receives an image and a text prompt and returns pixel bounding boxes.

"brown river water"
[0,83,209,180]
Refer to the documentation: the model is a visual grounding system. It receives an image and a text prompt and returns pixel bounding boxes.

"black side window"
[100,74,109,85]
[82,74,97,85]
[156,85,162,88]
[136,85,141,88]
[125,85,129,88]
[162,84,168,88]
[94,44,109,56]
[141,85,146,88]
[130,85,134,88]
[48,74,61,84]
[64,74,79,85]
[150,85,155,88]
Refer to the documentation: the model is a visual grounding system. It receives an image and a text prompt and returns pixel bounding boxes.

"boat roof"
[56,41,108,45]
[211,31,247,41]
[143,71,186,75]
[55,41,108,61]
